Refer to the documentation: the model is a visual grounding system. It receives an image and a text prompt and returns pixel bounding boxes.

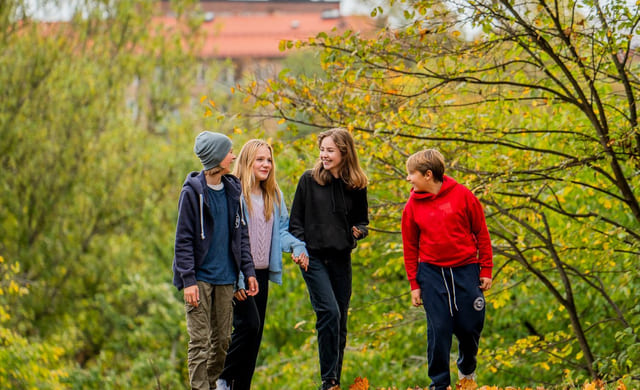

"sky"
[24,0,384,21]
[341,0,384,15]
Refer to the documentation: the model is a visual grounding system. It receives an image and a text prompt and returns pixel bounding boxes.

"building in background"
[156,0,376,82]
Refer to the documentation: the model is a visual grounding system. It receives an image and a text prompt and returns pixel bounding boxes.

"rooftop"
[155,11,375,59]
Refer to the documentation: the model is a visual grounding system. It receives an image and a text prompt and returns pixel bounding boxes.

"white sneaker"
[458,370,476,380]
[216,378,231,390]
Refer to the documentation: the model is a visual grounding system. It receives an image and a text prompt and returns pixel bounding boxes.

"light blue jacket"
[237,191,308,290]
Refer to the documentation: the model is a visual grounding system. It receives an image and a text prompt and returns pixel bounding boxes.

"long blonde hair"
[232,139,281,220]
[312,128,368,190]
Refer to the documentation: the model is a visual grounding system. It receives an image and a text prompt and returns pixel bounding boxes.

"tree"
[222,0,640,386]
[0,255,68,389]
[0,0,228,387]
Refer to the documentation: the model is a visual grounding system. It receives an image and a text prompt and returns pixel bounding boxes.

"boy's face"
[219,149,236,174]
[406,169,430,192]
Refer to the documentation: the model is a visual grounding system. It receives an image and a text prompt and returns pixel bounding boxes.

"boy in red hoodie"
[401,149,493,390]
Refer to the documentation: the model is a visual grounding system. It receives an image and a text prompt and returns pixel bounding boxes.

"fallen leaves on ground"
[347,376,628,390]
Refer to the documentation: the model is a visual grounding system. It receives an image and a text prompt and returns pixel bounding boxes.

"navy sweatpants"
[417,262,486,390]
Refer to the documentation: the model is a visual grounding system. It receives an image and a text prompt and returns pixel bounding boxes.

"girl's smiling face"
[319,136,343,177]
[252,145,273,183]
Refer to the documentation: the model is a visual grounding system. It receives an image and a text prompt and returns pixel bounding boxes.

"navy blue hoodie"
[172,171,255,291]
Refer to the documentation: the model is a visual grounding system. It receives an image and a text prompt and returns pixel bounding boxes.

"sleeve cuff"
[292,243,308,258]
[182,276,197,289]
[480,267,493,279]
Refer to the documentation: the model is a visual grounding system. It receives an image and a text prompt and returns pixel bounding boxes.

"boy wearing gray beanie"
[173,131,259,390]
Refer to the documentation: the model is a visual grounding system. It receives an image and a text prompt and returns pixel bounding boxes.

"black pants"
[220,269,270,390]
[417,262,485,390]
[301,252,352,386]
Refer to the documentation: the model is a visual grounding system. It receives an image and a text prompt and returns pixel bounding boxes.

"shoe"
[215,378,231,390]
[458,370,476,380]
[455,371,477,390]
[320,379,340,390]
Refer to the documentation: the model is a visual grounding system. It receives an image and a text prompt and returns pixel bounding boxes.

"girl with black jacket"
[289,128,369,390]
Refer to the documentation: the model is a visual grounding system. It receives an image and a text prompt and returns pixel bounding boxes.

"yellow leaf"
[0,307,9,322]
[200,95,207,103]
[208,99,216,108]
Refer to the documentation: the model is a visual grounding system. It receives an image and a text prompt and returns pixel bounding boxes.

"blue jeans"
[417,262,485,390]
[301,251,352,385]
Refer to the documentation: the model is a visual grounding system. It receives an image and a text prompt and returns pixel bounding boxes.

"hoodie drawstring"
[441,268,458,317]
[199,194,205,240]
[239,197,246,226]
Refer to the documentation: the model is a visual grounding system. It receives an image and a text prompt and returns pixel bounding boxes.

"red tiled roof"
[154,12,375,59]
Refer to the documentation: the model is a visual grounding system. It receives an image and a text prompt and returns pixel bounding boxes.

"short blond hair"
[204,166,223,176]
[406,149,445,182]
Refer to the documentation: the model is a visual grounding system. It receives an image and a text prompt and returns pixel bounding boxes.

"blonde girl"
[217,139,308,390]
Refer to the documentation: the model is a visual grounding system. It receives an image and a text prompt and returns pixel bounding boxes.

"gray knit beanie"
[193,131,232,170]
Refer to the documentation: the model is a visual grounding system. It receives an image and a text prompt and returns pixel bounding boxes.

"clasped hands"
[290,227,362,272]
[292,252,309,271]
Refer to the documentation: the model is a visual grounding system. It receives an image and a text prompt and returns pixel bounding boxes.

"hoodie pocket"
[308,223,352,251]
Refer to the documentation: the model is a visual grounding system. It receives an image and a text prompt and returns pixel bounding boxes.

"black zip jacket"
[172,171,255,291]
[289,170,369,256]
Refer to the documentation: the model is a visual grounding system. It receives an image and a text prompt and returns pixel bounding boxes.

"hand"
[411,288,422,307]
[184,284,200,307]
[246,276,259,297]
[352,226,363,239]
[479,277,492,291]
[293,252,309,272]
[234,289,248,301]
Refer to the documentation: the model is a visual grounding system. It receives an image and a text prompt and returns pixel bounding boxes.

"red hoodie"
[402,175,493,290]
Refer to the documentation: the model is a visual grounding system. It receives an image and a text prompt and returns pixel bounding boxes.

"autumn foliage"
[347,376,628,390]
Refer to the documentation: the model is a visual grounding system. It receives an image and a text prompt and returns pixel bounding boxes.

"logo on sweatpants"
[473,297,485,311]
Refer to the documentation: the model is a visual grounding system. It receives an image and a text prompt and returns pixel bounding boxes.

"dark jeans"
[220,269,270,390]
[417,262,485,390]
[301,252,352,385]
